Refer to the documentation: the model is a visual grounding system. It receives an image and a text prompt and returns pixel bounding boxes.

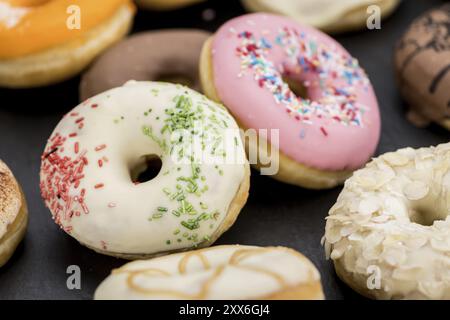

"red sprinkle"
[95,144,107,152]
[69,133,77,138]
[98,159,103,167]
[74,142,79,154]
[94,183,104,189]
[320,127,328,137]
[91,104,98,108]
[75,117,84,124]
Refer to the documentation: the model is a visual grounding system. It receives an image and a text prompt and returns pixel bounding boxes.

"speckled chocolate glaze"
[395,4,450,128]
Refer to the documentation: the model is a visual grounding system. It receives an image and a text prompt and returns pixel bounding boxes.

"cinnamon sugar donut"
[323,143,450,299]
[95,245,324,300]
[0,159,28,267]
[395,4,450,131]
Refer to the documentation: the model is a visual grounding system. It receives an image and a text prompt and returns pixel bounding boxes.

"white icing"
[40,81,247,256]
[0,3,29,29]
[324,143,450,299]
[94,245,323,300]
[244,0,388,28]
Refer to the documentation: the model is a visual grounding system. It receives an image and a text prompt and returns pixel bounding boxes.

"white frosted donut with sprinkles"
[200,13,381,189]
[40,81,250,259]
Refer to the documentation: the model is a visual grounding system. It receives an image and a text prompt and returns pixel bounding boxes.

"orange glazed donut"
[0,0,135,88]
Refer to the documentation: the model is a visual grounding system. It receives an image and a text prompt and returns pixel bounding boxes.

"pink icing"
[211,13,381,171]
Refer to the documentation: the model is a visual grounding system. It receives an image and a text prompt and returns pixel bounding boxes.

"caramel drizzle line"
[115,247,297,298]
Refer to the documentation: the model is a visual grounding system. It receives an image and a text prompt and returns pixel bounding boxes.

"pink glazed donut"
[200,13,381,189]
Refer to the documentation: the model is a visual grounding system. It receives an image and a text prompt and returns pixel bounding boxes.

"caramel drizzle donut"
[95,245,324,300]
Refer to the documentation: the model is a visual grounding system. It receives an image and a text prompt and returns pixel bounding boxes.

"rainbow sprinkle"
[235,28,370,127]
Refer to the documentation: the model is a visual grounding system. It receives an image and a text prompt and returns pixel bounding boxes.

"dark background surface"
[0,0,448,300]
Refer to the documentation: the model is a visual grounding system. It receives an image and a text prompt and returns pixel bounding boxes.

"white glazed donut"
[241,0,401,33]
[40,81,250,259]
[323,143,450,299]
[94,245,324,300]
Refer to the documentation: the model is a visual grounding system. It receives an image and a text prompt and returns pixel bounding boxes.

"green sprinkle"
[173,229,180,235]
[166,240,171,245]
[200,202,208,210]
[172,210,180,217]
[152,213,163,219]
[158,207,168,212]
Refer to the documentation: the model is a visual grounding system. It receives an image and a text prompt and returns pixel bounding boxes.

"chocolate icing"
[80,29,210,101]
[395,4,450,128]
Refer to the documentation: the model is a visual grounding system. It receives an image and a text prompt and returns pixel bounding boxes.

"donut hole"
[409,206,449,227]
[130,155,163,184]
[282,75,309,100]
[407,189,449,226]
[156,73,194,88]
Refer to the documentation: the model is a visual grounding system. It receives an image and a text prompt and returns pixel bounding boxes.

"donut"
[323,143,450,299]
[135,0,204,11]
[80,29,210,101]
[94,245,324,300]
[0,0,135,88]
[240,0,401,33]
[40,81,250,259]
[200,13,381,189]
[0,159,28,267]
[395,4,450,131]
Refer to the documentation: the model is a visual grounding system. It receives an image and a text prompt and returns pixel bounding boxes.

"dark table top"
[0,0,448,300]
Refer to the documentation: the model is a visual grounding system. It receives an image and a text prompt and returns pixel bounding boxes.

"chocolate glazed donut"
[80,29,210,101]
[395,4,450,130]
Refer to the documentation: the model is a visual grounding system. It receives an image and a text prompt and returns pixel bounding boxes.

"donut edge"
[0,3,134,88]
[200,36,353,189]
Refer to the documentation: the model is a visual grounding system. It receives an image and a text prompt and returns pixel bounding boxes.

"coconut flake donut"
[80,29,210,101]
[40,81,250,259]
[395,4,450,131]
[240,0,401,33]
[323,143,450,300]
[0,0,135,88]
[200,13,381,189]
[135,0,204,11]
[0,159,28,267]
[95,245,324,300]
